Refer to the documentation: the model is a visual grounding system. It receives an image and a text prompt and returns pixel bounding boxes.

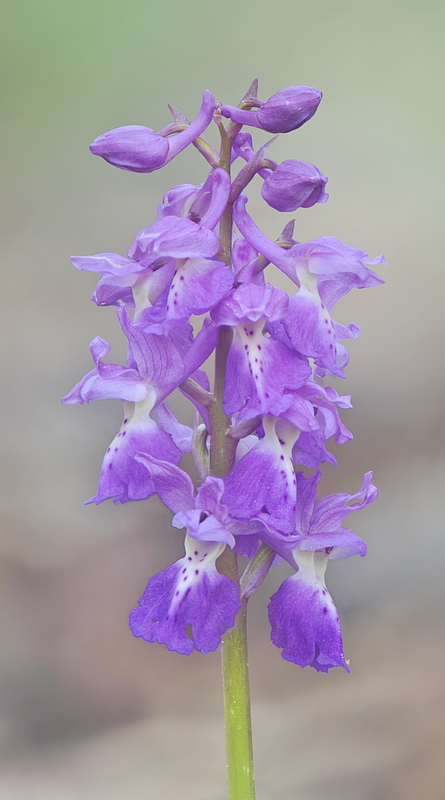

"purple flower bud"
[256,86,322,133]
[261,160,328,212]
[220,86,322,134]
[90,126,170,172]
[89,91,216,173]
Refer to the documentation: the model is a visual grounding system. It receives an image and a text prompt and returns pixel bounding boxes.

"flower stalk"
[63,79,384,799]
[210,124,256,798]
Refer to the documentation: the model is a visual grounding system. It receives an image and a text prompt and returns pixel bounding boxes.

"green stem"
[207,123,256,800]
[221,597,256,800]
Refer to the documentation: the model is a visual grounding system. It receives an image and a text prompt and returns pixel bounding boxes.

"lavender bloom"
[261,160,328,212]
[90,90,215,172]
[130,536,240,654]
[129,457,241,653]
[267,472,376,670]
[234,195,384,373]
[220,85,322,133]
[62,307,214,503]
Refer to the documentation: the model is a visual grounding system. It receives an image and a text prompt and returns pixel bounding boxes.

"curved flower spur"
[63,79,385,800]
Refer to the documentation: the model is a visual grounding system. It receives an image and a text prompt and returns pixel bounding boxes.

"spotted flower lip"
[220,85,322,133]
[129,459,241,653]
[211,283,311,419]
[129,536,240,655]
[89,90,216,173]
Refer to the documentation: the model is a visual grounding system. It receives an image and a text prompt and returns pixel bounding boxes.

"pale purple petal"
[71,253,141,276]
[298,530,367,559]
[311,472,378,532]
[172,510,235,547]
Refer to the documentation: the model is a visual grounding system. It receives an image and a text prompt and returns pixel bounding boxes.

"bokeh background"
[1,1,444,798]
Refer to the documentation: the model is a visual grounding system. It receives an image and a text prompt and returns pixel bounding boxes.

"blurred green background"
[1,1,444,798]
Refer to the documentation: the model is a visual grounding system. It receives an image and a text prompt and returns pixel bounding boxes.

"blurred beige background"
[1,1,444,798]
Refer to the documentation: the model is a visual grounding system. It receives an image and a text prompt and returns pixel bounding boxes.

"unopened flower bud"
[90,126,169,172]
[256,86,322,133]
[220,85,322,134]
[261,160,328,212]
[89,90,216,173]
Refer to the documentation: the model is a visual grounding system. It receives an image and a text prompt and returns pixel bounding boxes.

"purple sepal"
[268,568,349,672]
[234,196,385,304]
[220,86,322,133]
[90,90,215,173]
[118,309,191,402]
[71,253,141,276]
[232,237,265,285]
[211,282,288,326]
[134,453,195,512]
[261,160,328,212]
[61,337,147,405]
[154,403,192,453]
[308,470,377,533]
[261,470,375,566]
[173,509,235,547]
[129,538,240,655]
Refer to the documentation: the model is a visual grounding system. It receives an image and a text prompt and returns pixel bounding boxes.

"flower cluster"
[64,81,384,672]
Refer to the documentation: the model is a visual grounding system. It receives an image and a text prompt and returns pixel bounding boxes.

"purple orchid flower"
[234,195,385,373]
[266,471,376,671]
[62,307,215,503]
[89,90,216,173]
[129,457,242,653]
